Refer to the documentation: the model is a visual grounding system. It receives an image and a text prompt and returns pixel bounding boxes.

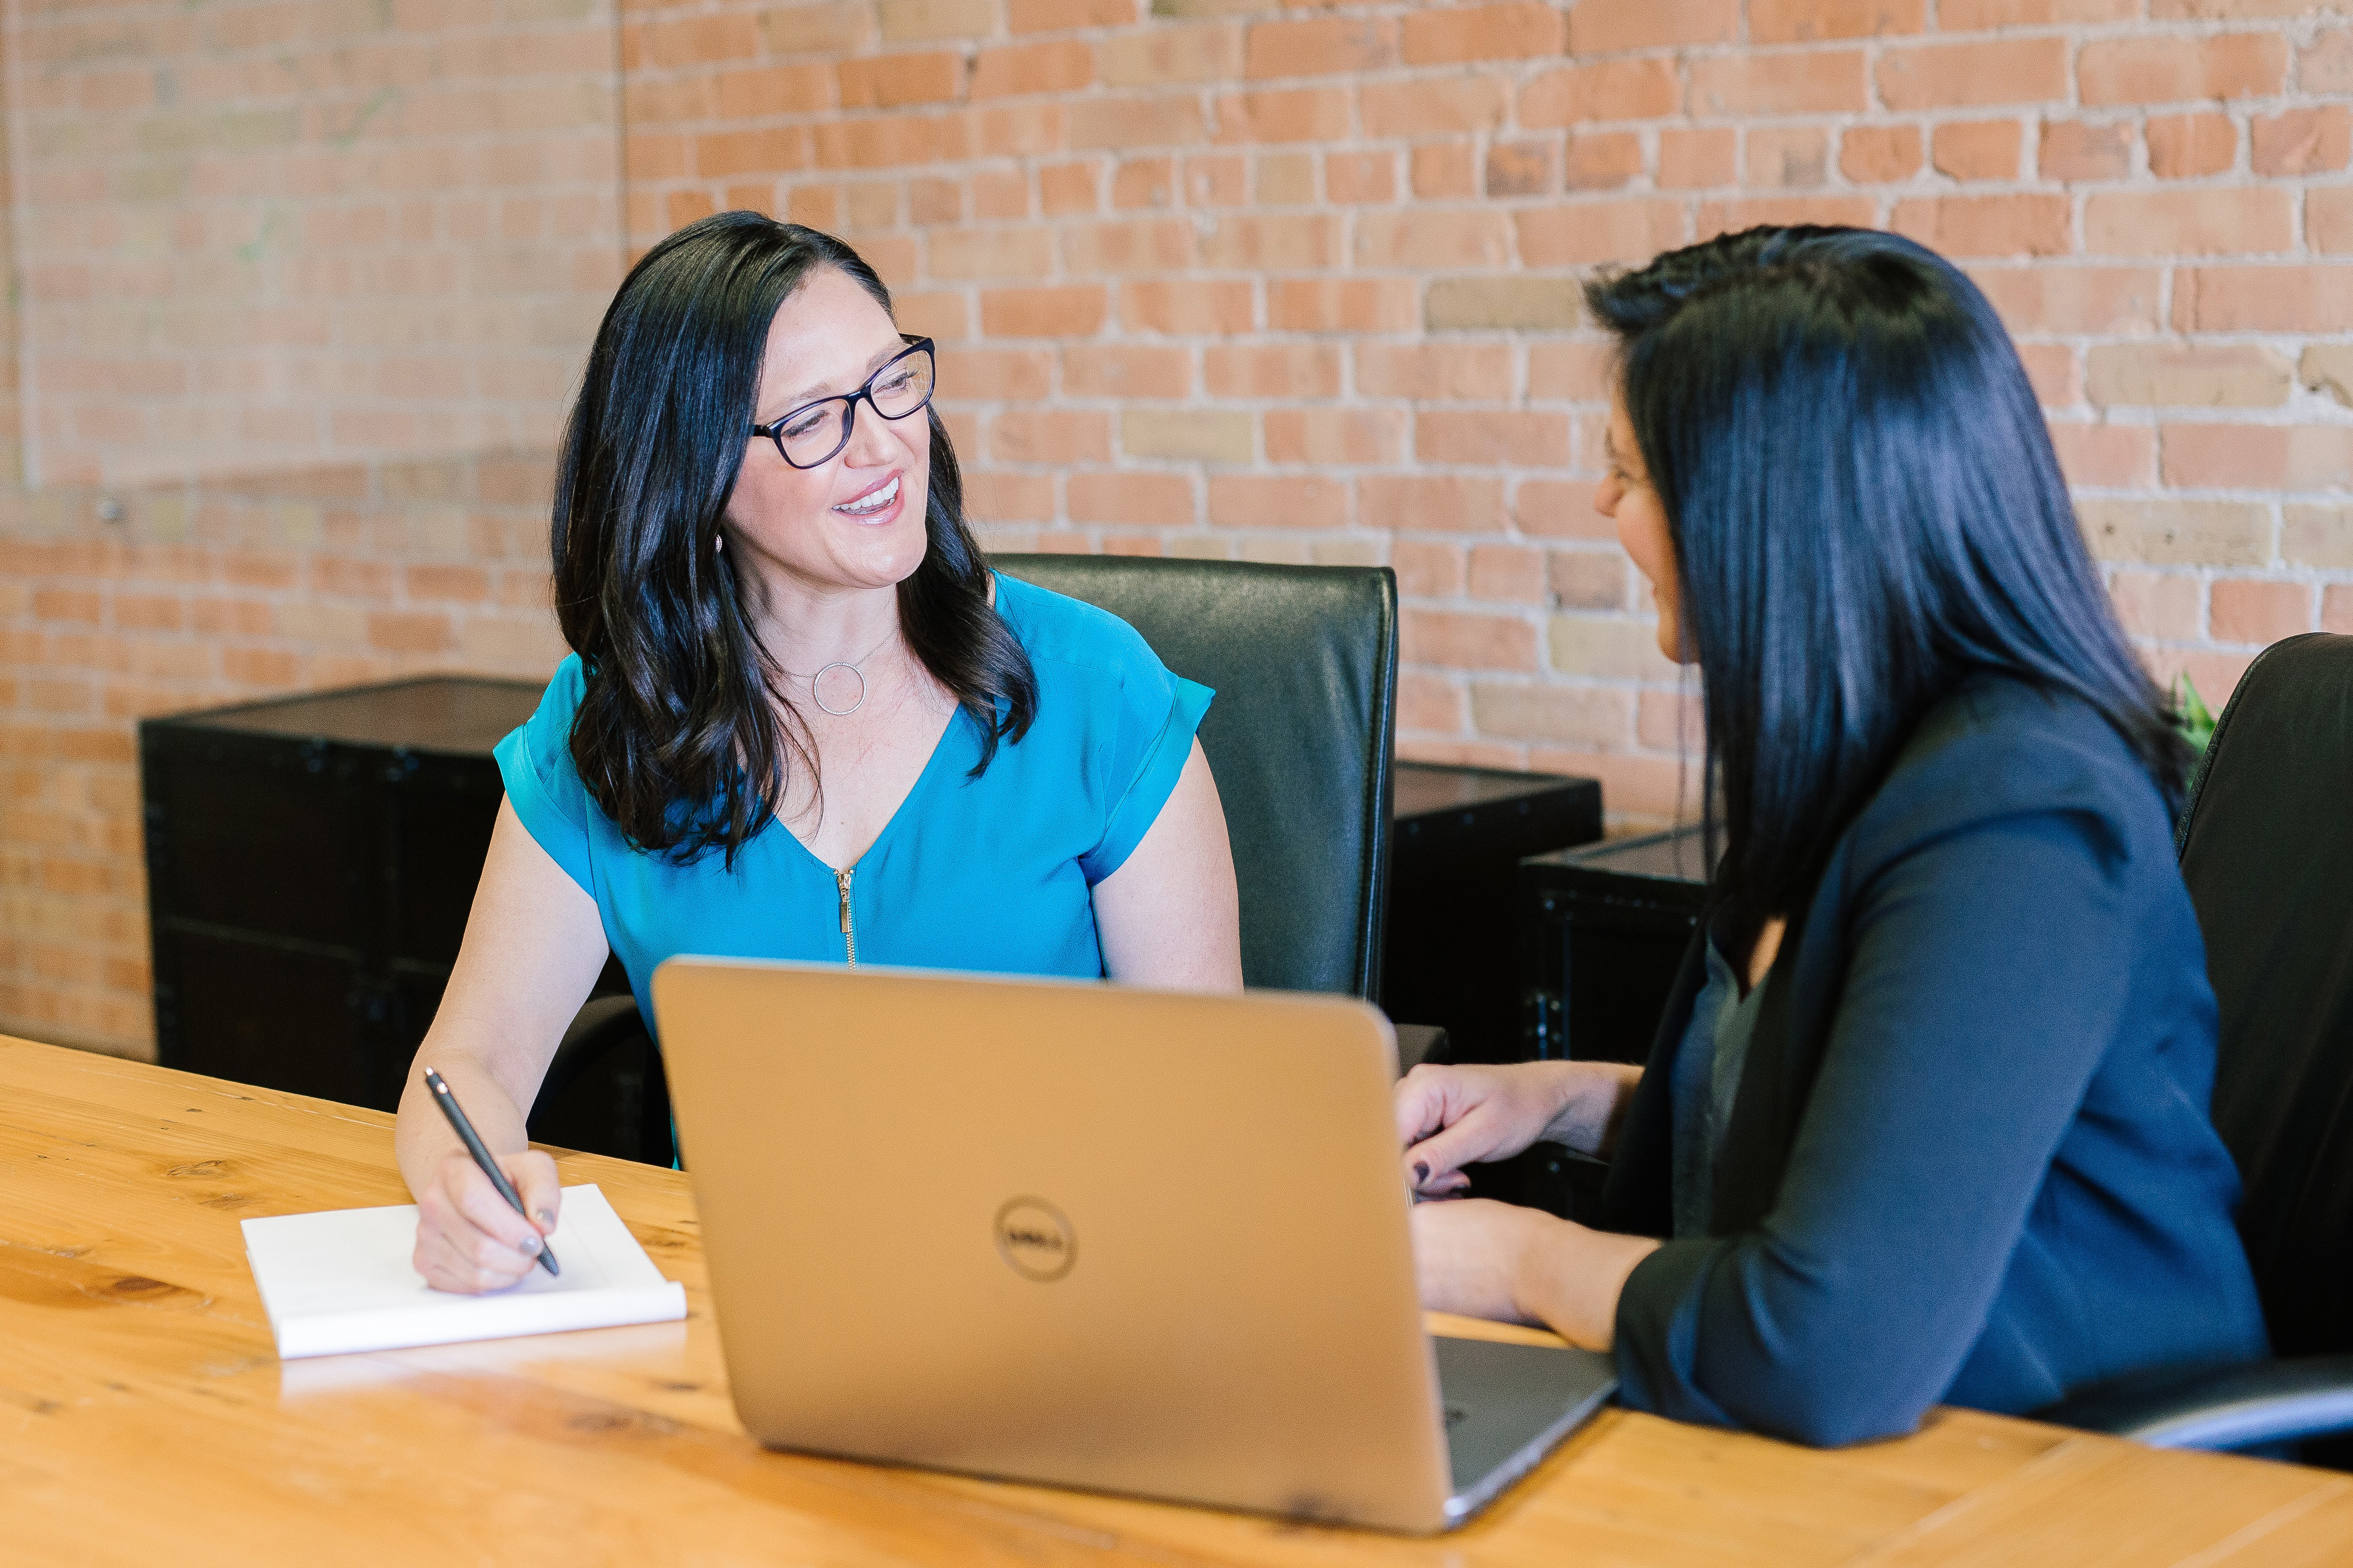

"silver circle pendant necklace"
[786,629,897,717]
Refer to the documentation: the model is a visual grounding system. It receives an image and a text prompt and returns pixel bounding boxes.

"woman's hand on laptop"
[1397,1060,1637,1196]
[1410,1199,1660,1350]
[412,1149,562,1294]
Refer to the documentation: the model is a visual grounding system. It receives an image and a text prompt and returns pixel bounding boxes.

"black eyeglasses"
[749,335,936,469]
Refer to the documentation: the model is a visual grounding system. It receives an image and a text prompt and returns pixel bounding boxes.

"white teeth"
[835,475,900,516]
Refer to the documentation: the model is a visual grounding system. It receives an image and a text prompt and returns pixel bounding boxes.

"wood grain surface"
[2,1035,2344,1567]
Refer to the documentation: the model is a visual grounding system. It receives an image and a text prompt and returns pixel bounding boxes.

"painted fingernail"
[518,1233,542,1255]
[1413,1161,1430,1184]
[535,1209,556,1228]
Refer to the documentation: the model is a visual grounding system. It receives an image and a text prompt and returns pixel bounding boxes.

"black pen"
[422,1067,559,1277]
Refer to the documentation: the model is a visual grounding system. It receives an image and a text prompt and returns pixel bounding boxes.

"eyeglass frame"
[748,334,937,470]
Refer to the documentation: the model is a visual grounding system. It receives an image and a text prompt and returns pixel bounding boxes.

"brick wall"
[8,0,2353,1058]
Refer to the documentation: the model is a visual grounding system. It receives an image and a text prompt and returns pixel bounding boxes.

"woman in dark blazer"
[1398,227,2268,1447]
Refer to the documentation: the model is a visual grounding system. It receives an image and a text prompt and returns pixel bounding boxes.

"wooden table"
[5,1036,2349,1566]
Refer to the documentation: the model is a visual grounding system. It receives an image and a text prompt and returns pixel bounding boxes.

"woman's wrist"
[1508,1212,1662,1352]
[1535,1061,1644,1157]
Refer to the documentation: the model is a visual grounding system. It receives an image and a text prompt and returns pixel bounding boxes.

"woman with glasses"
[395,213,1241,1291]
[1396,228,2265,1445]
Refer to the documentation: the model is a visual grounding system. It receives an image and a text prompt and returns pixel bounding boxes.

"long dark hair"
[552,211,1037,867]
[1586,227,2187,934]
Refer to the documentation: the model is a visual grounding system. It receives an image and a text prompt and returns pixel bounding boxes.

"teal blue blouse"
[493,574,1213,1034]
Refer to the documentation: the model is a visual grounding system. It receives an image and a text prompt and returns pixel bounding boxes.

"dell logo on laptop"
[993,1196,1077,1283]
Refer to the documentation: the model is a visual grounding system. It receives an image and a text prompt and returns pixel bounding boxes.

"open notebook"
[242,1183,687,1359]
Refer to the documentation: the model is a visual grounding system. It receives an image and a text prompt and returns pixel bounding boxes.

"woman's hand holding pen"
[412,1147,562,1295]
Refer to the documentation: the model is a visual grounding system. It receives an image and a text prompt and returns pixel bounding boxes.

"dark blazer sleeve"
[1610,789,2144,1447]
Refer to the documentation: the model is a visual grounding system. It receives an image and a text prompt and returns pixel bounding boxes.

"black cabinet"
[1382,763,1603,1061]
[140,678,644,1154]
[1520,825,1709,1065]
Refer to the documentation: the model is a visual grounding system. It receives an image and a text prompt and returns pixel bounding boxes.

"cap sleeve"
[1079,665,1214,887]
[491,655,597,895]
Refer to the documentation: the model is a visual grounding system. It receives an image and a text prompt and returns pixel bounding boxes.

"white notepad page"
[242,1183,687,1359]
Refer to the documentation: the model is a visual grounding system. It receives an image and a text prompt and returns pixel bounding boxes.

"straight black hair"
[1586,227,2188,935]
[552,211,1036,867]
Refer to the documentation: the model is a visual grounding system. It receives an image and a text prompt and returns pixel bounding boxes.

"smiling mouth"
[834,474,900,518]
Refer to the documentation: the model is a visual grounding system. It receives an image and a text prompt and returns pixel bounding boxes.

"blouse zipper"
[836,867,857,969]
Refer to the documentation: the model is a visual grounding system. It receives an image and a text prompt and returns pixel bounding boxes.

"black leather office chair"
[2040,633,2353,1456]
[994,554,1398,996]
[536,554,1402,1162]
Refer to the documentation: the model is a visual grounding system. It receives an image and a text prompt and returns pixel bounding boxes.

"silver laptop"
[650,959,1617,1534]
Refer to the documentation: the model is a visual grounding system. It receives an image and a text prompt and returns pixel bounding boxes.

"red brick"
[1527,342,1615,401]
[2210,580,2314,646]
[2161,423,2353,490]
[1689,52,1867,116]
[2048,423,2156,488]
[1358,207,1511,269]
[2175,267,2353,333]
[1038,160,1101,214]
[981,284,1110,337]
[1878,39,2069,110]
[1121,278,1254,334]
[1567,0,1739,54]
[367,611,451,655]
[1404,609,1539,672]
[2109,570,2202,642]
[1487,139,1562,196]
[1549,550,1630,611]
[1201,213,1337,271]
[970,41,1093,99]
[1008,0,1133,30]
[1069,95,1205,151]
[1747,127,1830,189]
[838,52,964,109]
[1208,475,1350,530]
[1519,60,1680,127]
[1214,87,1350,144]
[1269,278,1419,332]
[1358,344,1515,401]
[2325,586,2353,636]
[2079,35,2288,105]
[1327,151,1396,204]
[2304,26,2353,93]
[989,410,1111,465]
[1751,0,1924,42]
[2252,106,2352,176]
[1402,2,1565,65]
[1254,150,1316,204]
[2085,189,2295,258]
[1410,142,1479,200]
[1265,409,1406,465]
[1061,216,1197,274]
[962,471,1055,523]
[1203,343,1342,399]
[1555,131,1637,191]
[1398,671,1469,733]
[1246,15,1398,79]
[1416,411,1571,468]
[1184,152,1248,205]
[1518,199,1688,266]
[1362,475,1508,533]
[1973,267,2163,334]
[1841,124,1922,183]
[1067,471,1194,526]
[1393,540,1468,597]
[2146,113,2236,178]
[1062,344,1190,398]
[1360,78,1509,138]
[1892,194,2069,258]
[1931,119,2022,181]
[1098,22,1242,87]
[1469,543,1548,604]
[1648,128,1730,189]
[2038,119,2131,181]
[1942,0,2134,24]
